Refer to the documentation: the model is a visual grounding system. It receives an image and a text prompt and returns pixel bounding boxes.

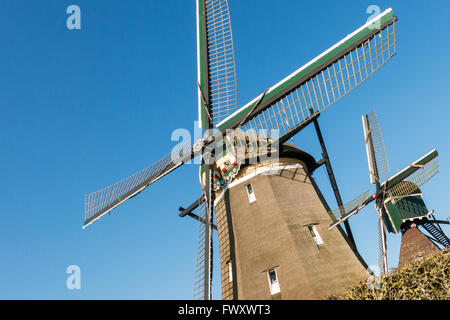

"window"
[228,261,233,283]
[308,225,324,245]
[266,268,280,295]
[246,183,256,203]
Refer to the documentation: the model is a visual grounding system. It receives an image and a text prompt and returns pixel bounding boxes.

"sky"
[0,0,449,299]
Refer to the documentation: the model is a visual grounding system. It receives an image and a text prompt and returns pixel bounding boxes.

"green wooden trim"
[383,150,438,191]
[384,202,402,234]
[382,205,396,234]
[396,195,429,221]
[217,10,394,130]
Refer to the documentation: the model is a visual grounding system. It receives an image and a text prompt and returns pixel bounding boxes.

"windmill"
[329,109,449,275]
[84,1,399,300]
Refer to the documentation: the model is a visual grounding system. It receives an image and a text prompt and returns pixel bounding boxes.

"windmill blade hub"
[193,138,205,153]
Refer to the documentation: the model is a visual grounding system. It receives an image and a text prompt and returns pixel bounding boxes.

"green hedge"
[326,249,449,300]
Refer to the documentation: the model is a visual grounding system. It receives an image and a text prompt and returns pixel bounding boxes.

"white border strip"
[214,163,303,206]
[216,8,393,128]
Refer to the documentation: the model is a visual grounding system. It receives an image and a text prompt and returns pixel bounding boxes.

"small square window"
[246,183,256,203]
[308,225,324,245]
[266,268,280,295]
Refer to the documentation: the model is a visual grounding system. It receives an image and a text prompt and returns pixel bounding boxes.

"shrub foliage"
[327,249,449,300]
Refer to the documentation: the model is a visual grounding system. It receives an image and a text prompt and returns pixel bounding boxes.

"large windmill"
[84,1,398,299]
[329,109,449,275]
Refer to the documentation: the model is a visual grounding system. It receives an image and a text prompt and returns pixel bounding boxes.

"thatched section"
[326,249,449,300]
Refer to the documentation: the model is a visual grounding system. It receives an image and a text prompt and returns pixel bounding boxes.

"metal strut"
[179,196,217,230]
[421,219,450,248]
[312,114,357,248]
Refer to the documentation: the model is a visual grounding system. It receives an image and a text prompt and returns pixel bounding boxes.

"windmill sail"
[217,9,397,140]
[329,192,375,230]
[84,141,192,228]
[197,0,238,128]
[193,194,213,300]
[365,109,390,183]
[329,150,439,230]
[384,150,439,202]
[331,190,371,220]
[196,0,238,300]
[377,209,388,275]
[362,114,377,184]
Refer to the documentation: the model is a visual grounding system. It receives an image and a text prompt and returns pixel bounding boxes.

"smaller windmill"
[329,109,449,274]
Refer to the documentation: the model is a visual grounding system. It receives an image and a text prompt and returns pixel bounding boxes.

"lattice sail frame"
[331,190,371,220]
[207,0,238,124]
[197,0,238,127]
[367,109,390,183]
[377,214,387,274]
[84,142,191,227]
[239,23,396,136]
[217,9,397,137]
[193,194,209,300]
[386,157,439,202]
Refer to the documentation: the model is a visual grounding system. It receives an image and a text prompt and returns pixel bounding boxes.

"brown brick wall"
[214,158,369,299]
[214,195,235,300]
[398,225,439,269]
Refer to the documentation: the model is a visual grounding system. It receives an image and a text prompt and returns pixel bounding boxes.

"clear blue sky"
[0,0,449,299]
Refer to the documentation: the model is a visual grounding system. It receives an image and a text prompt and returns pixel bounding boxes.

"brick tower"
[398,222,440,269]
[214,146,369,299]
